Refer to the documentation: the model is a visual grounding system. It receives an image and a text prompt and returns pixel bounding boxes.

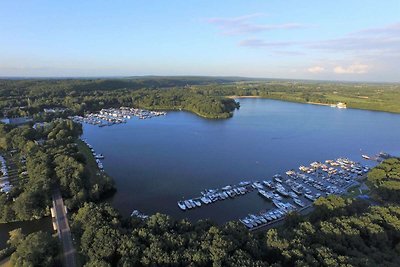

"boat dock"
[177,157,369,230]
[80,138,105,171]
[69,107,166,127]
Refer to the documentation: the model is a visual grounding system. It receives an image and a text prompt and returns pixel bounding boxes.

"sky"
[0,0,399,82]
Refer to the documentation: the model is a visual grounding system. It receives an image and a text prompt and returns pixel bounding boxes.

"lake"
[81,99,400,223]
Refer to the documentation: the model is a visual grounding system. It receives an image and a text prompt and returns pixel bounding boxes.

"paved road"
[52,190,76,267]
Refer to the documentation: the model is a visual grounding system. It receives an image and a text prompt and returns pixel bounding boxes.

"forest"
[1,78,400,121]
[0,78,241,119]
[0,119,114,223]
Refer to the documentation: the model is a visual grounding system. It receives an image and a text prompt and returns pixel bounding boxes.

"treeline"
[190,81,400,114]
[2,77,399,118]
[0,228,59,267]
[131,89,239,119]
[70,193,400,266]
[367,158,400,203]
[0,78,240,119]
[0,119,114,223]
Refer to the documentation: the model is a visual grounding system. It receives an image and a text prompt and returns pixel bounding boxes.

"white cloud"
[333,63,370,74]
[206,14,305,35]
[307,66,325,73]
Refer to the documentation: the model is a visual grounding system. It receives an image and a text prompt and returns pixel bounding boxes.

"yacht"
[305,193,315,201]
[95,153,105,159]
[227,190,236,198]
[200,196,211,204]
[294,198,305,207]
[239,219,254,229]
[221,185,232,190]
[276,186,289,197]
[184,200,193,209]
[178,201,186,210]
[193,199,202,207]
[273,200,285,209]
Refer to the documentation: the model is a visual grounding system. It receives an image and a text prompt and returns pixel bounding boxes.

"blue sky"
[1,0,399,81]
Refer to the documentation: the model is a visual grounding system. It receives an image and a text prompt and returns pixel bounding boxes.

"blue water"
[82,99,400,223]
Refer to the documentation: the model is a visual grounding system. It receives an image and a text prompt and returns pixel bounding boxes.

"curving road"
[52,190,76,267]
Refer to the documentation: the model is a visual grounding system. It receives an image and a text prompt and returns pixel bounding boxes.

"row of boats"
[240,201,297,229]
[99,107,167,120]
[176,157,368,229]
[70,107,167,127]
[80,139,105,171]
[238,158,368,229]
[178,184,252,210]
[0,155,11,194]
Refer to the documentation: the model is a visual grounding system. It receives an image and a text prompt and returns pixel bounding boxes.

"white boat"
[201,196,211,204]
[221,185,232,190]
[227,190,235,198]
[276,186,289,197]
[194,199,202,207]
[189,199,197,207]
[258,189,273,200]
[184,200,192,209]
[305,193,315,201]
[95,153,105,159]
[293,198,305,207]
[273,200,285,209]
[178,201,186,210]
[239,219,254,229]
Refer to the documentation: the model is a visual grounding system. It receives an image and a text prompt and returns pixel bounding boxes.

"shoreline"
[306,101,334,107]
[226,95,262,99]
[225,96,400,115]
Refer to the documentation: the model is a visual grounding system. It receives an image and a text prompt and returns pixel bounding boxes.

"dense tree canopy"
[0,119,114,223]
[70,195,400,267]
[368,158,400,203]
[10,231,58,267]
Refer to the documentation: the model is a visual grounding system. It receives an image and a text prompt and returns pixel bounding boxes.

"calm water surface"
[81,99,400,223]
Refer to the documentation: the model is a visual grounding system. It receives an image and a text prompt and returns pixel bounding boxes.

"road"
[52,190,76,267]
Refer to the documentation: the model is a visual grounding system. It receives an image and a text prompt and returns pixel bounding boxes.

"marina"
[80,138,105,171]
[70,107,166,127]
[176,157,369,229]
[81,98,400,224]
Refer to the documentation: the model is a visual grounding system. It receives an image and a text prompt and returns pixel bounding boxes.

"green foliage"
[72,203,264,266]
[0,78,240,119]
[368,158,400,203]
[7,228,25,249]
[70,196,400,267]
[0,119,113,222]
[10,231,58,267]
